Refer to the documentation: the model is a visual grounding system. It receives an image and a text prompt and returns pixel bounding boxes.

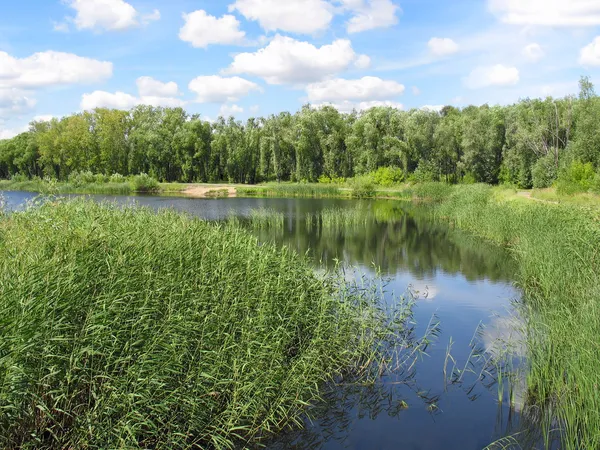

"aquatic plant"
[412,182,600,449]
[0,199,411,449]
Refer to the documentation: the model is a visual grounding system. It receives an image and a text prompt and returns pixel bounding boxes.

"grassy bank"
[406,183,600,449]
[0,199,409,449]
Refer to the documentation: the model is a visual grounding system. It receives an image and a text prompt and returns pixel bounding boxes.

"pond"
[1,191,543,449]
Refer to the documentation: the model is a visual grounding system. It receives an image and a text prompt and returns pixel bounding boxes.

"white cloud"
[0,125,29,140]
[428,37,459,57]
[344,0,400,33]
[65,0,141,31]
[315,100,403,113]
[188,76,261,103]
[228,0,333,34]
[225,35,370,85]
[465,64,520,89]
[354,54,371,69]
[179,10,245,48]
[522,43,544,62]
[0,88,36,119]
[81,76,186,110]
[306,76,405,103]
[136,76,180,97]
[53,21,70,32]
[420,105,444,112]
[81,91,139,110]
[142,9,161,25]
[0,51,112,89]
[219,104,244,116]
[489,0,600,26]
[579,36,600,66]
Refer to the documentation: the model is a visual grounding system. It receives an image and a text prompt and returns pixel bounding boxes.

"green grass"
[409,183,600,449]
[0,175,161,195]
[237,183,345,198]
[0,199,411,449]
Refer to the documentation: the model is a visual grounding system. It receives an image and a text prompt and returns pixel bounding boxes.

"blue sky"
[1,0,600,138]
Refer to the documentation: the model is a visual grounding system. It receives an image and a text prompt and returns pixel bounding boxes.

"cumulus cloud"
[488,0,600,26]
[0,125,29,140]
[522,43,544,62]
[219,104,244,116]
[63,0,146,31]
[224,35,371,85]
[420,105,445,112]
[343,0,400,33]
[81,77,185,110]
[142,9,161,25]
[428,37,459,56]
[228,0,333,34]
[0,88,36,119]
[179,10,245,48]
[136,76,180,97]
[306,76,405,103]
[0,51,112,89]
[81,91,139,110]
[579,36,600,66]
[188,76,261,103]
[465,64,520,89]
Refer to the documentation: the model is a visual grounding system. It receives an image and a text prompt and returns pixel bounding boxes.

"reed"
[411,183,600,449]
[0,199,411,449]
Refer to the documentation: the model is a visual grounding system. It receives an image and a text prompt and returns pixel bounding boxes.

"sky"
[1,0,600,138]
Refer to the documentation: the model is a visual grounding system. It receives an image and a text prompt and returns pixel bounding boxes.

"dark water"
[1,191,542,449]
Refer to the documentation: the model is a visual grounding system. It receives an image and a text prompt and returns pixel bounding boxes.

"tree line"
[1,77,599,189]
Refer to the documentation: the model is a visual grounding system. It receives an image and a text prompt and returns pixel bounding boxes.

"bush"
[68,170,97,187]
[410,160,438,183]
[371,167,404,186]
[109,173,127,183]
[461,173,477,184]
[350,176,375,198]
[531,154,558,189]
[555,160,595,195]
[10,173,29,183]
[131,173,159,192]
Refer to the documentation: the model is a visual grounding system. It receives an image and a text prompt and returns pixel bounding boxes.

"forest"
[1,77,599,190]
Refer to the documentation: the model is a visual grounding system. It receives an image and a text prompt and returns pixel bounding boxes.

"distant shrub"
[532,155,558,189]
[95,173,109,184]
[410,182,453,203]
[410,161,438,183]
[10,173,29,183]
[556,160,595,195]
[131,173,159,192]
[318,174,346,184]
[69,171,96,187]
[350,176,375,199]
[461,173,477,185]
[371,167,404,186]
[109,173,127,183]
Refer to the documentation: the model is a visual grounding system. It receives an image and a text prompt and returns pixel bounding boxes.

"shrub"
[10,173,29,183]
[410,160,438,183]
[460,173,477,184]
[556,160,595,195]
[131,173,159,192]
[68,170,96,187]
[109,173,127,183]
[531,154,558,189]
[371,167,404,186]
[350,176,375,198]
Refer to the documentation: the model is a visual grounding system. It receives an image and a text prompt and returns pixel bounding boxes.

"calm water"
[2,191,545,449]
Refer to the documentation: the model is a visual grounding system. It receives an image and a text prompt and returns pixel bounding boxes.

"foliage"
[0,200,410,449]
[555,160,595,195]
[531,154,558,189]
[0,78,594,188]
[411,184,600,449]
[131,173,159,192]
[349,176,376,198]
[370,166,404,186]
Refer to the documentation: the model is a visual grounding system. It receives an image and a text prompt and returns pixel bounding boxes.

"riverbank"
[407,183,600,449]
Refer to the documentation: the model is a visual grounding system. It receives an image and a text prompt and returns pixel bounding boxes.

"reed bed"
[0,199,411,449]
[248,208,286,229]
[411,183,600,449]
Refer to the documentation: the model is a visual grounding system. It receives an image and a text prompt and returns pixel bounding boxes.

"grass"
[237,183,345,198]
[0,198,413,449]
[409,183,600,449]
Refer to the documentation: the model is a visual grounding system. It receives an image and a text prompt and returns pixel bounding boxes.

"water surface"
[2,191,543,449]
